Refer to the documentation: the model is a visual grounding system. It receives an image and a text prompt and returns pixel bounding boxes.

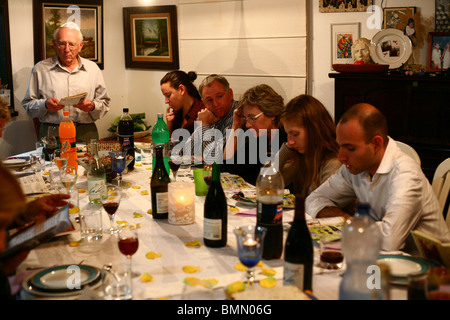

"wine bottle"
[118,108,134,169]
[283,195,313,291]
[256,161,284,259]
[203,162,227,247]
[87,139,106,204]
[150,145,170,219]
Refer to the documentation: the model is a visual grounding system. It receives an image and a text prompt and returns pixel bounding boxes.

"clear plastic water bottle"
[339,203,381,300]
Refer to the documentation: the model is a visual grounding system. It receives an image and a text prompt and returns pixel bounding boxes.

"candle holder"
[168,181,195,225]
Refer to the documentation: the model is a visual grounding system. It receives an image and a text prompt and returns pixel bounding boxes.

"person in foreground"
[22,22,110,142]
[160,70,204,135]
[305,103,450,253]
[221,84,287,185]
[279,94,342,195]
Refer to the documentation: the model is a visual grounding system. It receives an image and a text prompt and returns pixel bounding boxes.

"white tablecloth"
[13,159,406,300]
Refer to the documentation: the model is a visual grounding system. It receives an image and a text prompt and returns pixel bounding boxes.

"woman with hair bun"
[160,70,204,135]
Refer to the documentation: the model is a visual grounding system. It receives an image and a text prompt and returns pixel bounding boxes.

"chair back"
[432,158,450,230]
[396,141,421,166]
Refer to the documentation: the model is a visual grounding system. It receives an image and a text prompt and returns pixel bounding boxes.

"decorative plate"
[370,29,412,69]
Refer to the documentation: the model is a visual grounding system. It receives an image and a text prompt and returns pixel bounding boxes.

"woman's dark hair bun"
[187,71,198,82]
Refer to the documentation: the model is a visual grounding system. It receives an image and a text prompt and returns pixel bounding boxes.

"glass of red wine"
[234,225,267,289]
[169,157,181,181]
[118,226,140,278]
[101,184,121,234]
[42,126,58,167]
[203,164,213,187]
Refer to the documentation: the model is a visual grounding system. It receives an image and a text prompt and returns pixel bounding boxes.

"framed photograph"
[320,0,372,13]
[383,7,416,30]
[123,6,179,70]
[436,0,450,32]
[331,23,360,66]
[426,32,450,72]
[33,0,104,69]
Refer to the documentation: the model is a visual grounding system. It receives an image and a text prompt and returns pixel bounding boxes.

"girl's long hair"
[282,95,339,193]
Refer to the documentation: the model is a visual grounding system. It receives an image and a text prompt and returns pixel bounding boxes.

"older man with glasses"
[22,22,110,142]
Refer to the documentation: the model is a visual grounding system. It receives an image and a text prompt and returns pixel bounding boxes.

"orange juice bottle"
[59,110,78,170]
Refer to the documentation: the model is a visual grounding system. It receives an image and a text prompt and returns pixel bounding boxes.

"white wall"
[310,0,436,119]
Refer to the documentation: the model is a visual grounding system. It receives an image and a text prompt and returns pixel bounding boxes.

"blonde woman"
[222,84,286,185]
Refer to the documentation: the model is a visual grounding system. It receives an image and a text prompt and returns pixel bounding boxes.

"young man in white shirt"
[306,103,450,253]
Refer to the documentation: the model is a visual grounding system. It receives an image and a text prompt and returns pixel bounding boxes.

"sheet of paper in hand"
[59,92,87,106]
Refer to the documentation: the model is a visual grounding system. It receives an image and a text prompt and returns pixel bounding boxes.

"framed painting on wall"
[123,6,179,70]
[331,23,360,67]
[320,0,373,13]
[435,0,450,32]
[427,32,450,72]
[33,0,104,69]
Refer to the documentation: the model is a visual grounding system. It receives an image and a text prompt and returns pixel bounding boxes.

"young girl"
[279,95,342,195]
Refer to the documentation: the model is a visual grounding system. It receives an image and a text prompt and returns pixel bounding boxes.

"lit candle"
[168,181,195,225]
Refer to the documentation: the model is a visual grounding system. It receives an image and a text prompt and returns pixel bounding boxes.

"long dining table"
[10,148,407,302]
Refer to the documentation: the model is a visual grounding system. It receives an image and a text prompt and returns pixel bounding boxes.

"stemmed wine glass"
[234,225,267,289]
[203,164,213,187]
[101,184,121,234]
[54,149,69,169]
[168,157,181,181]
[42,126,58,166]
[59,165,77,194]
[109,151,127,189]
[118,226,140,278]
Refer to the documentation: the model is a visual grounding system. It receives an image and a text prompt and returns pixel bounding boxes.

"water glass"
[102,265,132,300]
[79,209,103,242]
[140,145,153,165]
[31,152,45,172]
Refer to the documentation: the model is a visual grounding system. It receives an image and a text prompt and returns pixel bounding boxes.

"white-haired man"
[22,22,110,142]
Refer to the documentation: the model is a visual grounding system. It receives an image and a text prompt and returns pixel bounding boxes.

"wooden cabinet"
[329,72,450,181]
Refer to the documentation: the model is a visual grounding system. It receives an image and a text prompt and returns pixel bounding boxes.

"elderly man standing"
[177,74,238,163]
[22,22,110,142]
[306,103,450,253]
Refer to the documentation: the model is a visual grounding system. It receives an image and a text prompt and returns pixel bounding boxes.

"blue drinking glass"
[109,151,127,189]
[234,225,267,289]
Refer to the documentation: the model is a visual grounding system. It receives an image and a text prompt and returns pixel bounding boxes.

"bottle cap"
[123,108,129,112]
[357,203,370,215]
[63,111,69,116]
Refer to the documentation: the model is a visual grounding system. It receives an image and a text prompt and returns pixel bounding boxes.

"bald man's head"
[338,103,388,146]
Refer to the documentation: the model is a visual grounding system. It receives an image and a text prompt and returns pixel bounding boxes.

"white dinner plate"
[370,29,412,69]
[377,255,429,285]
[30,265,100,292]
[2,158,27,166]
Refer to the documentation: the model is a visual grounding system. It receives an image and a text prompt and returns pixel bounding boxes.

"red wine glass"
[101,184,121,234]
[169,157,181,181]
[203,164,213,187]
[118,227,140,278]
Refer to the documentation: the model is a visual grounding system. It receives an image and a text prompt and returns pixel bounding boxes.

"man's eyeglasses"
[242,111,264,123]
[56,41,80,50]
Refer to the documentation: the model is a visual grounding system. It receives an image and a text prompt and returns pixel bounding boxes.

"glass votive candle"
[168,181,195,225]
